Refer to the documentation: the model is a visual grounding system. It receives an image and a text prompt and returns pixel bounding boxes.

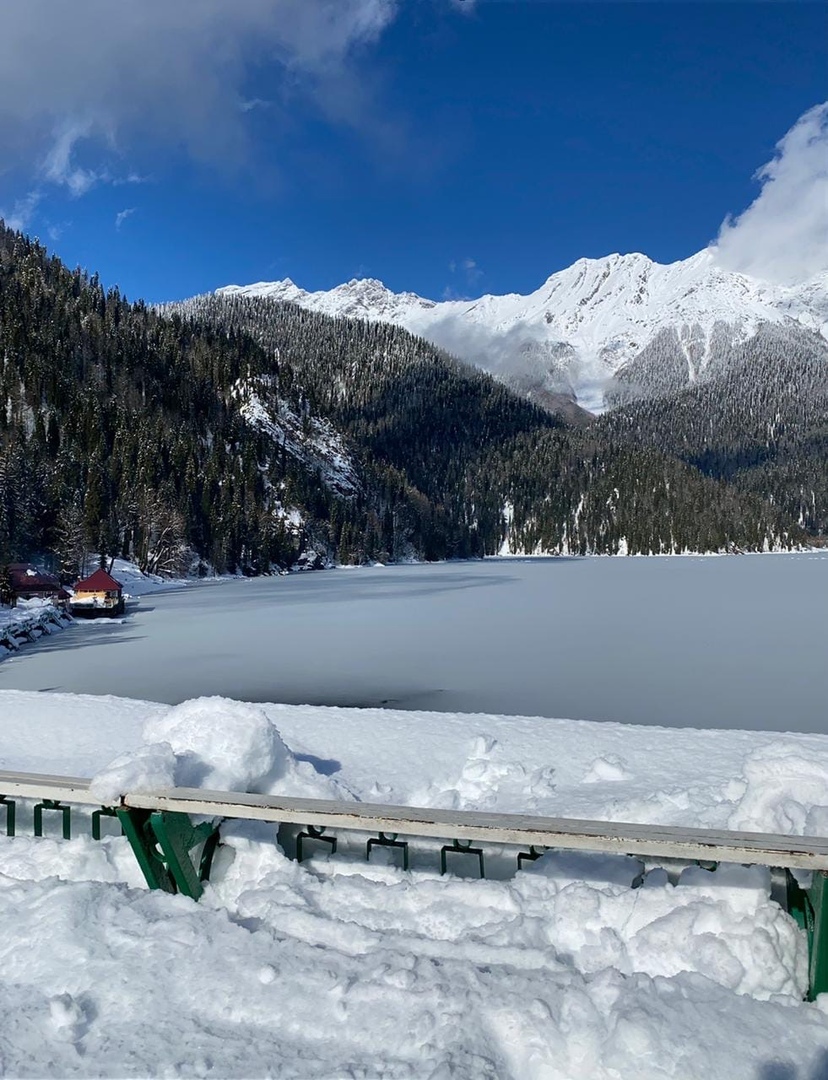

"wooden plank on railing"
[124,786,828,872]
[4,767,828,872]
[0,770,100,805]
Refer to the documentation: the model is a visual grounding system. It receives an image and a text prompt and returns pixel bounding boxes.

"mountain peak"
[215,249,827,411]
[218,278,306,301]
[333,277,392,295]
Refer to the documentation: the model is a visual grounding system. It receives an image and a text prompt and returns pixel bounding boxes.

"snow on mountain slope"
[233,377,360,499]
[219,250,828,412]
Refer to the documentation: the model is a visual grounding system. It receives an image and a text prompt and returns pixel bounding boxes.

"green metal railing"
[1,771,828,1000]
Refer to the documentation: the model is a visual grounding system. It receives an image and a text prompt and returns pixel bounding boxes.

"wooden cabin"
[4,564,69,608]
[70,569,125,617]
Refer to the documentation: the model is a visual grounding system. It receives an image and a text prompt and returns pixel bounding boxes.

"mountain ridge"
[0,221,813,573]
[218,250,828,412]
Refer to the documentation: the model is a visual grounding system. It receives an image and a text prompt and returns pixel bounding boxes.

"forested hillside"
[167,292,803,557]
[0,222,807,573]
[0,224,406,574]
[603,323,828,537]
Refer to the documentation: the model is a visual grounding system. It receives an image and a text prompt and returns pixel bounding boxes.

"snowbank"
[5,690,828,835]
[0,823,826,1077]
[104,557,200,599]
[91,697,351,804]
[0,597,57,634]
[0,598,70,661]
[1,842,820,1080]
[3,691,828,1076]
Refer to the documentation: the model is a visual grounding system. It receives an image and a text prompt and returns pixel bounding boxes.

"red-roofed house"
[4,564,69,607]
[70,569,125,617]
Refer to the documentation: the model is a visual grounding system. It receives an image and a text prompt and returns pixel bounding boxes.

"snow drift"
[4,691,828,1076]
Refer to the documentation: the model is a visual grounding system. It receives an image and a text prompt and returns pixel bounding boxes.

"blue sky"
[0,1,825,303]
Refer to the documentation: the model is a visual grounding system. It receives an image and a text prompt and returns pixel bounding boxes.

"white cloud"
[114,174,151,188]
[240,99,271,114]
[115,208,137,231]
[0,0,397,197]
[1,189,42,232]
[41,119,113,197]
[463,256,484,282]
[713,102,828,285]
[448,255,484,291]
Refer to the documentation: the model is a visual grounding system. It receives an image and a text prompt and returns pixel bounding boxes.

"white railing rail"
[124,790,828,871]
[0,771,99,805]
[3,768,828,872]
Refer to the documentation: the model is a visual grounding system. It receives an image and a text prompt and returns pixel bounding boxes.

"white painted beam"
[3,769,827,872]
[125,786,828,872]
[0,770,99,805]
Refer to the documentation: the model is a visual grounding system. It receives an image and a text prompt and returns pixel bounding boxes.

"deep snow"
[1,554,827,734]
[2,692,828,1077]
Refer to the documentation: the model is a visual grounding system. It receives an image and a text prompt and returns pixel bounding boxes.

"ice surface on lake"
[1,553,826,733]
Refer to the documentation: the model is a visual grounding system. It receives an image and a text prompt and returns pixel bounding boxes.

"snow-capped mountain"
[219,250,828,412]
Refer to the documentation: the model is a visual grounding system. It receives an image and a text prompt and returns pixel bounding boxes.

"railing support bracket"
[33,799,71,840]
[367,832,409,870]
[441,838,484,878]
[117,807,220,900]
[296,824,337,863]
[0,796,15,837]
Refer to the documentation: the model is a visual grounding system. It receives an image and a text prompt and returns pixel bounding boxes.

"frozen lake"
[1,554,825,733]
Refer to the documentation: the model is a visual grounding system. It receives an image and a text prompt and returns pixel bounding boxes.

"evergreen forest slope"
[167,291,803,559]
[603,323,828,536]
[219,260,828,551]
[0,223,807,574]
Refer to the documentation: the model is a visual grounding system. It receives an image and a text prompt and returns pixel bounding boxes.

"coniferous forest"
[0,221,812,576]
[601,323,828,536]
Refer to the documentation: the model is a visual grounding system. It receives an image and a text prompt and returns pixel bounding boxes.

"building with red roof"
[3,564,68,607]
[70,569,125,617]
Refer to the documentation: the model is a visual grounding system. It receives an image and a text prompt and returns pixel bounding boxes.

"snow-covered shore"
[0,599,72,661]
[2,691,828,1076]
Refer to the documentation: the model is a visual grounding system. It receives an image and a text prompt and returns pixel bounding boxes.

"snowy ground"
[105,557,207,599]
[2,691,828,1077]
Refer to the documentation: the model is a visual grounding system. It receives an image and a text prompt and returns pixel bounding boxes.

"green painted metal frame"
[92,806,121,841]
[33,799,71,840]
[116,807,220,900]
[517,845,545,870]
[786,869,828,1000]
[0,796,15,837]
[440,838,485,878]
[366,832,409,871]
[116,808,175,892]
[9,787,828,1001]
[296,824,336,863]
